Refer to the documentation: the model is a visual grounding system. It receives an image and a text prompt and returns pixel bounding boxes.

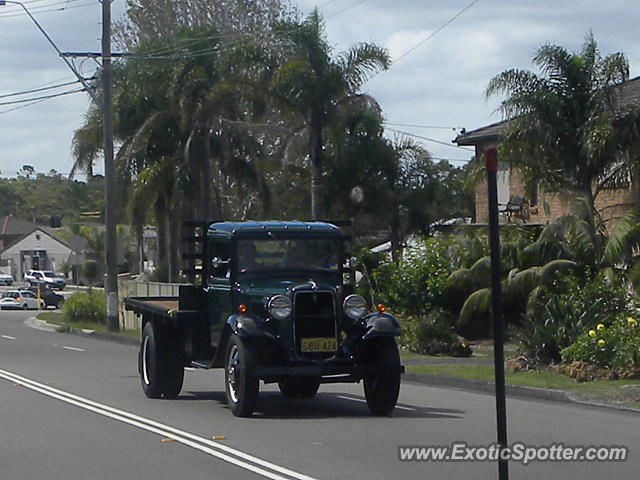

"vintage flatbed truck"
[124,220,404,417]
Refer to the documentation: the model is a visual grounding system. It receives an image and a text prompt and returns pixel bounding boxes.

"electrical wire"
[394,0,479,63]
[384,121,462,130]
[0,88,86,106]
[385,127,474,151]
[0,79,81,99]
[326,0,368,18]
[0,0,94,18]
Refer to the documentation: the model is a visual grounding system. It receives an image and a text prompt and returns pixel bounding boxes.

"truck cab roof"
[208,221,342,238]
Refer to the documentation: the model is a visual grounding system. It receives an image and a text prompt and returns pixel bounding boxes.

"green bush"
[62,291,107,325]
[562,316,640,370]
[515,273,631,366]
[370,237,452,315]
[399,309,471,357]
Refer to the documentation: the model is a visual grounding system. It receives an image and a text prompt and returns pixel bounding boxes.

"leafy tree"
[272,9,390,219]
[486,32,640,207]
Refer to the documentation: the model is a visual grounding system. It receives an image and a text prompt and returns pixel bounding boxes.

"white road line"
[62,346,85,352]
[0,368,317,480]
[336,395,416,411]
[1,335,16,340]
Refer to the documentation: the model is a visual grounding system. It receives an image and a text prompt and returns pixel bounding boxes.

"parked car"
[0,272,13,286]
[0,290,42,310]
[24,270,66,290]
[26,286,64,309]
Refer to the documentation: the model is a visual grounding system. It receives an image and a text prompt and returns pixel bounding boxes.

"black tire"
[278,377,321,398]
[139,322,184,399]
[224,334,259,417]
[22,304,28,310]
[56,299,65,309]
[363,337,401,416]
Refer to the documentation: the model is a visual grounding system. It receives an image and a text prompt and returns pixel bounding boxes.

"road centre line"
[62,346,85,352]
[1,335,16,340]
[336,395,416,411]
[0,368,317,480]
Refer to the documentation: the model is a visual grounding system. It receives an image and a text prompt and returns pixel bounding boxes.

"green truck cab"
[124,220,403,417]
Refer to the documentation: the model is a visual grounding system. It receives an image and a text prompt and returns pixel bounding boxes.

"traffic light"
[32,255,40,270]
[49,215,62,228]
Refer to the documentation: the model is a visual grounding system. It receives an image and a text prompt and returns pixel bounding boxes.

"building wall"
[1,229,72,279]
[473,144,639,225]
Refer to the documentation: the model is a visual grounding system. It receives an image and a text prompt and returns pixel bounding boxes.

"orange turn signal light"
[238,304,247,313]
[376,303,388,313]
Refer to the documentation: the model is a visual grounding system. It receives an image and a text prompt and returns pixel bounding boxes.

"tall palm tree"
[486,32,640,208]
[272,9,391,219]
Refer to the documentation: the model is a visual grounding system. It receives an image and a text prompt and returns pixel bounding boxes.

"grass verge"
[36,312,140,340]
[405,362,640,407]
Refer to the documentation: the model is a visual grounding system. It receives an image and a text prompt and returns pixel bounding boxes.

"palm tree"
[272,9,391,219]
[486,32,640,208]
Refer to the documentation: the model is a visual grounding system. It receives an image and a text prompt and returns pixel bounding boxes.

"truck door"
[208,240,231,347]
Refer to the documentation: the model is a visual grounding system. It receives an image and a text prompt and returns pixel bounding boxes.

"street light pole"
[1,0,119,331]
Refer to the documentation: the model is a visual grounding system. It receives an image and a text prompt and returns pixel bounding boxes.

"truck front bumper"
[249,364,405,384]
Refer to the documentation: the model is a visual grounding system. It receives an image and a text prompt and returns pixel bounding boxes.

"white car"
[0,290,43,310]
[24,270,66,290]
[0,273,13,286]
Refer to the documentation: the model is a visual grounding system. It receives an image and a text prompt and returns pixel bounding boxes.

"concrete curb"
[32,317,139,347]
[402,372,640,414]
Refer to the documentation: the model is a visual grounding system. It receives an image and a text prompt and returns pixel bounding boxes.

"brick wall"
[473,144,639,227]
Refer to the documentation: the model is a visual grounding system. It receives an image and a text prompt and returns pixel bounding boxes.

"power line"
[385,127,474,151]
[0,87,86,106]
[0,0,94,18]
[0,96,52,115]
[0,79,81,99]
[394,0,479,63]
[327,0,368,18]
[384,121,462,130]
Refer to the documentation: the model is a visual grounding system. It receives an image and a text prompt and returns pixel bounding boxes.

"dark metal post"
[485,147,509,480]
[102,0,119,332]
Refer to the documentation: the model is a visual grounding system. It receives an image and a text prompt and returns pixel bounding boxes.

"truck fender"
[226,314,275,339]
[362,312,402,339]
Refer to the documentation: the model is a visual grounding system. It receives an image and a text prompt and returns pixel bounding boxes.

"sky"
[1,0,640,178]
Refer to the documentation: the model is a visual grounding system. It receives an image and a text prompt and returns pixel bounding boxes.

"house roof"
[0,227,73,255]
[0,216,38,237]
[454,75,640,146]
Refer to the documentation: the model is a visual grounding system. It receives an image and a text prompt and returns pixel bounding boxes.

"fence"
[118,277,184,330]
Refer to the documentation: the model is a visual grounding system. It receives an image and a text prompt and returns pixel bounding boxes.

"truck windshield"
[237,238,339,274]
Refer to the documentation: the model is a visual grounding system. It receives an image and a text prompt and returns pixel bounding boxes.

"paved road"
[0,310,637,480]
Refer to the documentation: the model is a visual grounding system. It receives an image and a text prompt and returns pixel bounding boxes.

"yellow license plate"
[301,337,337,353]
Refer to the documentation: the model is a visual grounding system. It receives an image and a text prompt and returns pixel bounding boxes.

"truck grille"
[293,291,337,359]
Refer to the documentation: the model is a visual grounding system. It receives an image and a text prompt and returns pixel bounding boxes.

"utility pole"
[102,0,119,332]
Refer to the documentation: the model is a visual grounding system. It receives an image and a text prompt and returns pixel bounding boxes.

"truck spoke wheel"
[224,335,259,417]
[363,338,401,415]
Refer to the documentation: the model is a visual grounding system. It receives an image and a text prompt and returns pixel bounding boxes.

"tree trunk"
[136,224,144,275]
[156,200,168,282]
[202,128,211,220]
[309,116,324,220]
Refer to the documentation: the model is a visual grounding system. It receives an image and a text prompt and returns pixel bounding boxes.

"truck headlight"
[268,295,292,320]
[343,294,367,319]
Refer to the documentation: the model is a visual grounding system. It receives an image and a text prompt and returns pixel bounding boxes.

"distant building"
[454,76,640,225]
[0,216,73,280]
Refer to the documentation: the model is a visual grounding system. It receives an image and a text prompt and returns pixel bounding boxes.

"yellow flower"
[588,330,597,338]
[597,323,605,331]
[597,339,605,346]
[628,317,638,326]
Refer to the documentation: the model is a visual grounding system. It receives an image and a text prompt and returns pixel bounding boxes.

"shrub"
[370,237,452,315]
[399,309,471,357]
[515,273,631,366]
[62,291,107,325]
[562,316,640,370]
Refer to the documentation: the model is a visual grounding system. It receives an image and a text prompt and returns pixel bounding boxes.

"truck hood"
[237,276,338,298]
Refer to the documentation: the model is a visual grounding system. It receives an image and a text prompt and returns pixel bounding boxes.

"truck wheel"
[363,338,401,415]
[224,335,259,417]
[139,322,184,399]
